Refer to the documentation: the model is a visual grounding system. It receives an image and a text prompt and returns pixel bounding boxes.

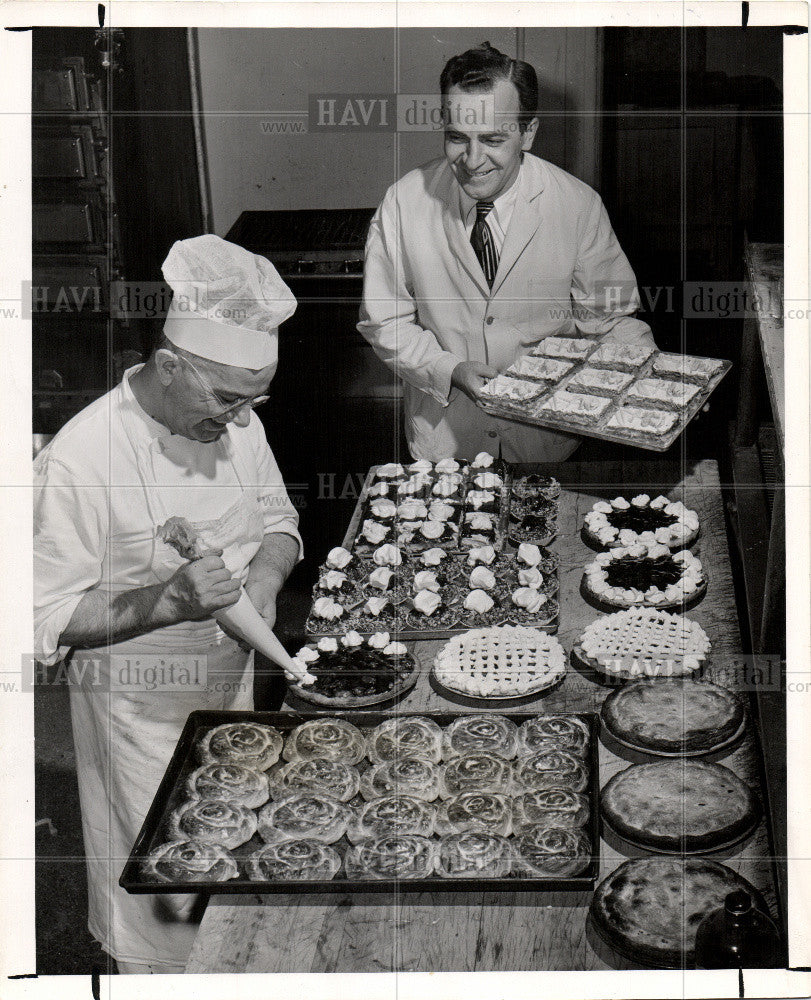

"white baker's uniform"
[33,367,302,968]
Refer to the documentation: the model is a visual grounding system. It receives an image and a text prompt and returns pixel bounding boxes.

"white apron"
[69,420,267,968]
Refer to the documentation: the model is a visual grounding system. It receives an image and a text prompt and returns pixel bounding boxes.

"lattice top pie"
[577,606,711,678]
[433,625,566,697]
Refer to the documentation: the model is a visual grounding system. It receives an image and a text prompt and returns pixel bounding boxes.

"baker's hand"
[451,361,499,403]
[159,554,241,624]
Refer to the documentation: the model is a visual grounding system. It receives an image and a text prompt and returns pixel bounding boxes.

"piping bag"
[157,516,315,685]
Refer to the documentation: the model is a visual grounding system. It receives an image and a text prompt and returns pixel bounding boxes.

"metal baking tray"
[479,352,731,452]
[304,465,559,640]
[120,709,600,895]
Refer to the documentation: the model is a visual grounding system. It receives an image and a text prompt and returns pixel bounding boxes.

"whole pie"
[605,405,678,437]
[566,366,635,397]
[432,626,566,698]
[480,374,546,402]
[587,342,655,371]
[652,352,726,383]
[538,388,613,425]
[627,378,701,410]
[590,857,768,967]
[583,495,700,550]
[601,760,760,852]
[576,606,711,680]
[532,336,597,361]
[506,355,575,384]
[582,544,706,608]
[601,679,744,754]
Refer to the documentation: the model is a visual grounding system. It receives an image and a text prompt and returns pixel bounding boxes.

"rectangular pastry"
[538,389,613,426]
[587,342,655,372]
[506,355,575,384]
[626,378,701,410]
[566,366,634,397]
[605,405,679,436]
[480,375,546,402]
[652,352,726,384]
[530,337,597,361]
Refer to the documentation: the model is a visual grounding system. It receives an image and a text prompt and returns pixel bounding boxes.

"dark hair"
[440,42,538,131]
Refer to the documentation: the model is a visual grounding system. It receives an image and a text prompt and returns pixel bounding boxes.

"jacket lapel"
[490,156,544,297]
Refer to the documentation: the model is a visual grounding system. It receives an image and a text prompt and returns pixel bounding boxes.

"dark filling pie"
[605,506,678,533]
[604,554,683,590]
[511,498,557,520]
[308,648,414,698]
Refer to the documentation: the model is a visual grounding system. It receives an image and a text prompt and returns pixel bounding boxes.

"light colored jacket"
[358,153,654,462]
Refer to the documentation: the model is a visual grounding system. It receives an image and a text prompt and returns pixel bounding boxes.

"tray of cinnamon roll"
[120,709,600,893]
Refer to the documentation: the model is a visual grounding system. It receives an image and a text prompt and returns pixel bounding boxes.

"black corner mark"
[98,3,105,28]
[741,2,749,29]
[92,963,101,1000]
[7,973,38,979]
[4,26,33,31]
[738,967,744,998]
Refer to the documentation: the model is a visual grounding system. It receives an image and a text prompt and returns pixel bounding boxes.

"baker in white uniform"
[34,236,302,973]
[358,43,655,462]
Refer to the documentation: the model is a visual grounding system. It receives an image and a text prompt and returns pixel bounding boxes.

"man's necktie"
[470,200,499,288]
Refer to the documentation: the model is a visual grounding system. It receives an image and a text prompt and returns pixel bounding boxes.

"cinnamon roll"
[513,825,591,877]
[169,798,258,849]
[517,716,590,757]
[199,722,283,771]
[439,753,513,799]
[257,792,349,845]
[344,834,437,880]
[244,839,341,882]
[142,839,239,883]
[367,717,443,764]
[283,718,366,766]
[436,832,513,879]
[435,792,513,837]
[186,763,270,809]
[511,789,590,832]
[269,758,360,803]
[346,794,435,843]
[360,757,441,802]
[442,715,518,760]
[512,749,589,793]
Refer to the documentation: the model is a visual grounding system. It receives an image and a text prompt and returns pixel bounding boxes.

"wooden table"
[187,459,780,973]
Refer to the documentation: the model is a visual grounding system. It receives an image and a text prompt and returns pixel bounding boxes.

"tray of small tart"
[305,460,562,639]
[478,338,731,452]
[120,710,601,894]
[600,678,747,757]
[590,857,773,968]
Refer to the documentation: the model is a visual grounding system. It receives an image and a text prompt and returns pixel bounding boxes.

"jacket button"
[488,430,497,438]
[485,316,494,325]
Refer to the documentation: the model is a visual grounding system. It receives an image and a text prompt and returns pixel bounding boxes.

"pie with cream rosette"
[433,626,566,698]
[583,495,700,550]
[574,606,711,681]
[582,543,706,608]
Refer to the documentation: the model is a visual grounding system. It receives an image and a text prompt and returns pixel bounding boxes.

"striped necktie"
[470,200,499,288]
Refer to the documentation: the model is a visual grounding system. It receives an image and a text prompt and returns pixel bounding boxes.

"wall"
[195,27,601,234]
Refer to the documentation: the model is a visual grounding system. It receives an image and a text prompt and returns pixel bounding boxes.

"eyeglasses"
[180,354,270,420]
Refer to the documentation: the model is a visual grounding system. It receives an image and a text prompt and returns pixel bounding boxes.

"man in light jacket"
[358,42,654,462]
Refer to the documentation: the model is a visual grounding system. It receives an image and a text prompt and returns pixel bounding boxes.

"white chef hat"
[161,234,297,370]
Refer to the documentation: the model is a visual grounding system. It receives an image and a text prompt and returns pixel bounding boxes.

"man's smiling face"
[443,78,538,202]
